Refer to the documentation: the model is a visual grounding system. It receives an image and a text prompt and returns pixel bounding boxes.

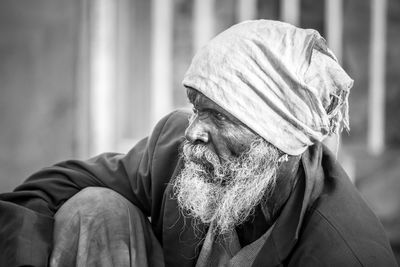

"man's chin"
[174,165,276,235]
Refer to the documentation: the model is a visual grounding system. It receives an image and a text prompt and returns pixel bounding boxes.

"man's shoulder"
[163,109,192,124]
[149,109,190,151]
[293,180,397,266]
[143,109,190,180]
[152,109,191,139]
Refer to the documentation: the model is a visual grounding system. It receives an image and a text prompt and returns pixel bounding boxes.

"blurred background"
[0,0,399,262]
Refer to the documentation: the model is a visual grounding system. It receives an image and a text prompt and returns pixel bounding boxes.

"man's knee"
[55,187,145,223]
[51,188,164,267]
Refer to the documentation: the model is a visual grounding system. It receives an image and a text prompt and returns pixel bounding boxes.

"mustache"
[182,141,219,164]
[181,141,227,179]
[182,141,235,184]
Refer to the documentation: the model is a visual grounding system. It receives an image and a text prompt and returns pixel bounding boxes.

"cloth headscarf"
[183,20,353,155]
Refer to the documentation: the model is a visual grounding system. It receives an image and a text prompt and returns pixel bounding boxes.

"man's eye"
[214,112,227,121]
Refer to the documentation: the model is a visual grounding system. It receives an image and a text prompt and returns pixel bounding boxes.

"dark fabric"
[236,205,270,247]
[0,109,397,267]
[50,187,164,267]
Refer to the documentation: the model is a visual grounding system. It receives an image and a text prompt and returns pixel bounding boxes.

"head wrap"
[183,20,353,155]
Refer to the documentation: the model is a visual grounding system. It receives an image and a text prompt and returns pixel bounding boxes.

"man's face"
[185,88,257,161]
[173,88,282,235]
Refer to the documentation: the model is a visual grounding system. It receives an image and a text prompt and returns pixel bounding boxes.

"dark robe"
[0,110,397,266]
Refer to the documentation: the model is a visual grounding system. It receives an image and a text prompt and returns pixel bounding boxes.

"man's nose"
[185,117,209,143]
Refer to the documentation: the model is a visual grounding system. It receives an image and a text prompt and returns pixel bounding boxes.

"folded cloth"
[50,187,164,267]
[183,20,353,155]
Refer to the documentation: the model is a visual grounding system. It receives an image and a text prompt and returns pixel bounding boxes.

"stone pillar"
[89,0,118,155]
[237,0,257,22]
[368,0,388,155]
[151,0,174,125]
[193,0,215,52]
[280,0,300,26]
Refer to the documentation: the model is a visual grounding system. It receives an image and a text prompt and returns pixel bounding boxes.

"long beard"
[173,138,280,235]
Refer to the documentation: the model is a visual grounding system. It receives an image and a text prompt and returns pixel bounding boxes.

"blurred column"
[237,0,257,22]
[325,0,343,61]
[89,0,118,155]
[368,0,387,155]
[76,0,91,158]
[151,0,173,125]
[280,0,300,26]
[193,0,216,52]
[323,0,343,153]
[324,0,355,181]
[115,0,134,153]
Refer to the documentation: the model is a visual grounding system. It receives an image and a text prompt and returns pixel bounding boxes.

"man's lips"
[187,155,216,172]
[188,156,203,166]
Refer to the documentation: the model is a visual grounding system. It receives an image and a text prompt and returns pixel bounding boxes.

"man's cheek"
[232,130,258,156]
[223,135,248,158]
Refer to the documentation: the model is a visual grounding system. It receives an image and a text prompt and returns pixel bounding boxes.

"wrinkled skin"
[185,88,258,161]
[184,87,302,226]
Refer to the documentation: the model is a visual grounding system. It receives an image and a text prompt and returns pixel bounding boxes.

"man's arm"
[0,109,189,267]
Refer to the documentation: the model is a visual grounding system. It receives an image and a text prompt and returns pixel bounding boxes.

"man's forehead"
[186,88,219,109]
[185,87,276,151]
[186,87,250,126]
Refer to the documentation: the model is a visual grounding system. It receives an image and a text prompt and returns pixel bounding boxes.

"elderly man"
[0,20,397,266]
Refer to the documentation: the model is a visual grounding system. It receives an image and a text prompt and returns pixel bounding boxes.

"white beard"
[173,138,280,235]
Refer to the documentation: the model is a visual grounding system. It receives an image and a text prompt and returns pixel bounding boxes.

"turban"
[183,20,353,155]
